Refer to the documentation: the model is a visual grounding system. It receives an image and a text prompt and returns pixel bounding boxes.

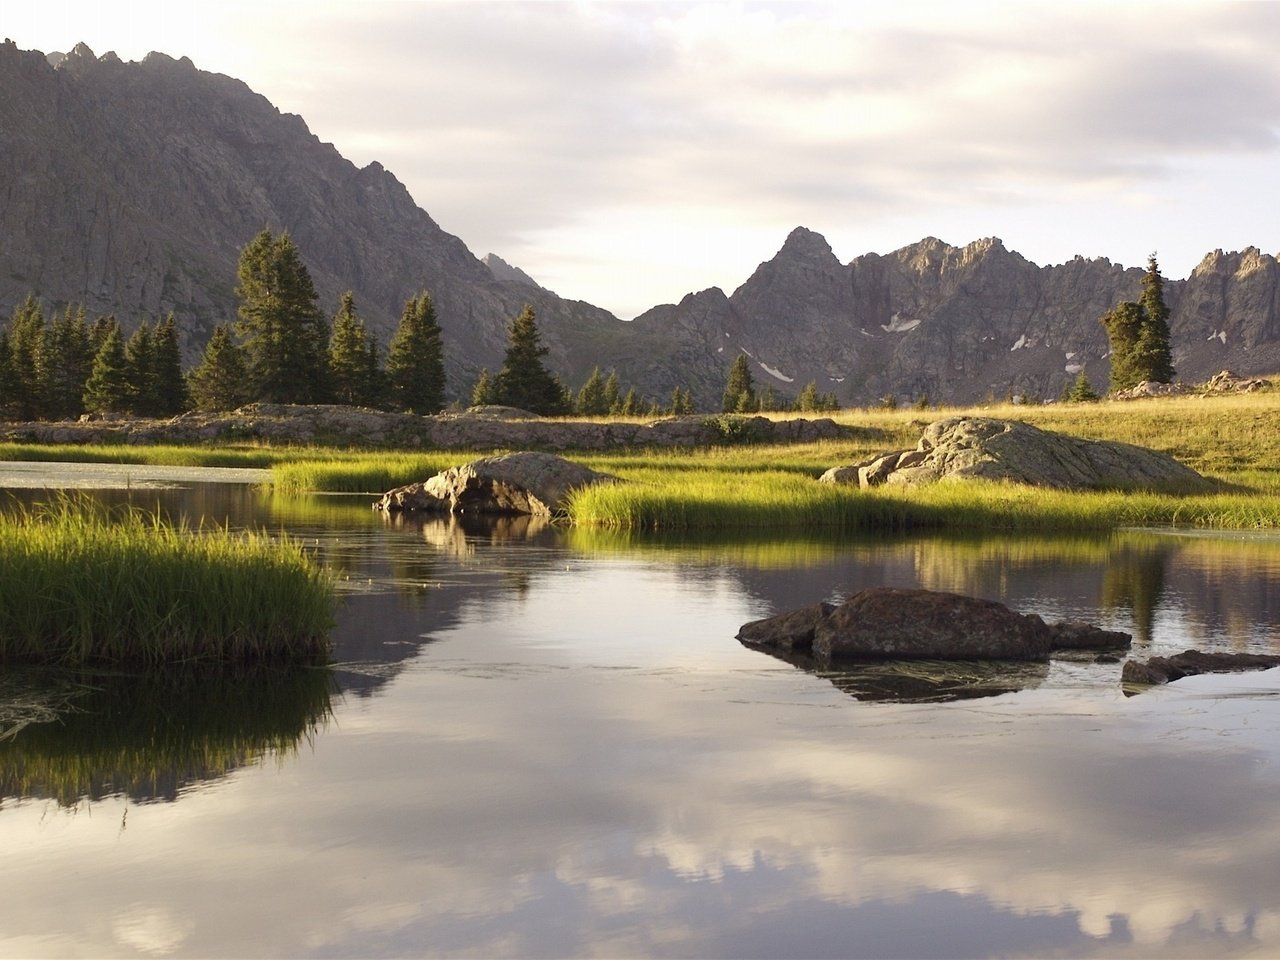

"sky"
[5,0,1280,319]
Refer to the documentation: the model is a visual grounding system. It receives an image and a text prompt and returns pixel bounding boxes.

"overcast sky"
[8,1,1280,318]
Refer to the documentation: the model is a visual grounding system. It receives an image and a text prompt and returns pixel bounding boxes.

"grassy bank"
[0,499,334,666]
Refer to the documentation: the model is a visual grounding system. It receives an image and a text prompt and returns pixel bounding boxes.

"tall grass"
[0,498,334,666]
[271,454,459,494]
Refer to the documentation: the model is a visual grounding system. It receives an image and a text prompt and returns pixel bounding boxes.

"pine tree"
[471,369,496,406]
[124,321,158,416]
[1101,300,1145,393]
[329,292,383,407]
[235,228,331,403]
[575,367,609,416]
[42,305,93,419]
[1136,254,1175,384]
[617,387,639,416]
[722,354,755,413]
[795,381,819,412]
[385,293,446,413]
[187,325,251,412]
[1065,370,1100,403]
[602,370,620,414]
[668,386,694,415]
[152,314,190,415]
[493,305,568,415]
[7,295,46,420]
[0,331,16,419]
[82,325,132,416]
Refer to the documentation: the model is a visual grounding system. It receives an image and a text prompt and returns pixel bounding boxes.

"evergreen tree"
[329,292,384,407]
[1065,370,1100,403]
[1136,254,1175,384]
[88,314,117,354]
[668,386,694,415]
[493,305,568,415]
[759,384,780,412]
[1101,300,1145,393]
[617,387,639,417]
[722,354,755,413]
[124,321,158,416]
[385,293,446,413]
[187,325,251,412]
[575,367,609,416]
[82,325,132,415]
[42,305,92,419]
[0,331,16,419]
[235,228,331,403]
[152,314,190,415]
[471,368,496,406]
[602,370,620,413]
[7,295,46,420]
[795,381,819,412]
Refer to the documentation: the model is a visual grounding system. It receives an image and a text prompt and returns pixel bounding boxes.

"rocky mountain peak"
[483,254,547,292]
[776,226,839,265]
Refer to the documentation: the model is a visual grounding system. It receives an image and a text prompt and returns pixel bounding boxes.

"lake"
[2,472,1279,958]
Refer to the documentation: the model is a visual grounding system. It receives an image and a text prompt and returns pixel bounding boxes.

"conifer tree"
[386,292,446,413]
[82,325,132,415]
[235,228,331,403]
[575,367,609,416]
[329,292,384,407]
[1101,301,1145,393]
[124,321,158,416]
[42,305,92,419]
[1136,254,1175,384]
[602,370,620,414]
[493,305,568,415]
[7,295,46,420]
[796,381,819,412]
[471,368,496,406]
[188,325,251,412]
[152,314,190,415]
[1065,370,1100,403]
[668,386,694,415]
[722,354,756,413]
[0,331,16,419]
[617,387,639,417]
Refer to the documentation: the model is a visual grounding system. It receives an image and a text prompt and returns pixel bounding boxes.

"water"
[2,475,1280,958]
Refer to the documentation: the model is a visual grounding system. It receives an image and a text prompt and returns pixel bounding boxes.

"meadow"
[0,498,334,666]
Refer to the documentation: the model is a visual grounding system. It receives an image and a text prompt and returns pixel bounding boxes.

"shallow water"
[2,478,1279,957]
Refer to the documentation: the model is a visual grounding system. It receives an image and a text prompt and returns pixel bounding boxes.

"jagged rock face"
[5,40,1280,408]
[0,40,619,391]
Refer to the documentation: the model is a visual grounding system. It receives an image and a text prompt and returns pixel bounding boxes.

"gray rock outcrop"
[373,451,620,517]
[1,404,853,450]
[1121,649,1280,686]
[737,587,1131,665]
[819,416,1213,492]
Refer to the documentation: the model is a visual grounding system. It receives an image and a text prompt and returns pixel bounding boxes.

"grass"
[271,454,460,494]
[0,497,335,666]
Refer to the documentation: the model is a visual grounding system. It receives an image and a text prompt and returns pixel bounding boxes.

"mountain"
[0,40,621,393]
[632,228,1280,406]
[3,40,1279,408]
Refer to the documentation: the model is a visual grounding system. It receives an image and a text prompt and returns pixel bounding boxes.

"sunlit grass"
[271,455,460,494]
[0,498,335,666]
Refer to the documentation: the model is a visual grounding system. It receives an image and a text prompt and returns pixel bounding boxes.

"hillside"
[3,40,1279,407]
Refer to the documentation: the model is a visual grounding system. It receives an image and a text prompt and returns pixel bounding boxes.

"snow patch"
[1209,330,1227,344]
[758,362,795,383]
[1065,351,1076,360]
[1065,363,1084,375]
[1010,335,1028,351]
[716,346,724,353]
[881,312,922,333]
[829,376,845,384]
[860,328,875,338]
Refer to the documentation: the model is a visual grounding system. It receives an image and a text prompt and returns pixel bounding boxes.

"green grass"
[0,498,335,666]
[271,454,459,494]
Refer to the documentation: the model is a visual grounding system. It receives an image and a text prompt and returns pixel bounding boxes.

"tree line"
[1,227,845,422]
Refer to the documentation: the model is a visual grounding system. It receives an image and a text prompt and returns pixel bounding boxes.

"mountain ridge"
[3,40,1279,407]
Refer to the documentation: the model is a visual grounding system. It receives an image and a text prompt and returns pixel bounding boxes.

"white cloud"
[5,1,1280,317]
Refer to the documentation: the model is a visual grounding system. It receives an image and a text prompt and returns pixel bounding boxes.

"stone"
[737,586,1130,665]
[819,417,1213,492]
[373,451,621,517]
[1121,649,1280,687]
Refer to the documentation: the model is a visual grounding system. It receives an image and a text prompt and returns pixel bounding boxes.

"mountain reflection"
[0,667,334,806]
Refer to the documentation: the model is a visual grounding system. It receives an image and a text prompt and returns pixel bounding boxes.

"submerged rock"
[738,586,1131,665]
[373,451,621,517]
[1121,649,1280,687]
[819,416,1213,492]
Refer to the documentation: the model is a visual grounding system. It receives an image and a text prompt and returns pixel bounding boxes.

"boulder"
[819,417,1213,492]
[1121,649,1280,686]
[738,586,1131,665]
[373,451,620,517]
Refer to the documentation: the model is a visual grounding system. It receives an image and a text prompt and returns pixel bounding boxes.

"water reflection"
[0,667,333,807]
[4,478,1280,956]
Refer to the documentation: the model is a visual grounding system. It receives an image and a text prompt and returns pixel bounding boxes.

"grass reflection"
[0,666,335,807]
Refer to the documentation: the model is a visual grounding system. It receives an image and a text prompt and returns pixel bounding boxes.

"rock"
[737,586,1130,665]
[1121,649,1280,687]
[373,451,621,517]
[818,417,1213,492]
[1198,369,1272,395]
[1111,381,1191,400]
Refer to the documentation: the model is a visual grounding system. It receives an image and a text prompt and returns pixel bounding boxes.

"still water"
[2,476,1280,958]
